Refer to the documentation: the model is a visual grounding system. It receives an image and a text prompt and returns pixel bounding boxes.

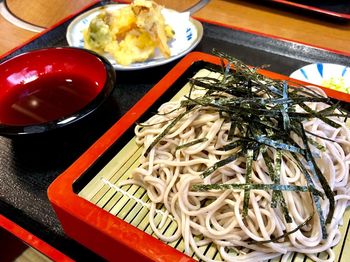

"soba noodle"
[123,68,350,261]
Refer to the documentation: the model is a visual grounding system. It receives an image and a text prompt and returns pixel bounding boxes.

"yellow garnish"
[322,77,350,94]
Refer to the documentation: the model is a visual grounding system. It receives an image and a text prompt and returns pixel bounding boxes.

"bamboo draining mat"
[78,69,350,262]
[15,248,52,262]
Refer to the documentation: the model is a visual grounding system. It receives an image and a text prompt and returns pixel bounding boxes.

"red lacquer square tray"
[47,52,350,261]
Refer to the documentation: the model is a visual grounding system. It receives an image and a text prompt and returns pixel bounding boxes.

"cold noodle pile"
[125,52,350,261]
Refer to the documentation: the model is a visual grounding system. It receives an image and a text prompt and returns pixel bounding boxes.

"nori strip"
[281,81,291,131]
[228,122,237,140]
[243,149,254,217]
[249,214,314,244]
[290,151,328,239]
[263,150,292,223]
[144,110,192,157]
[299,123,335,225]
[254,136,304,154]
[223,139,245,151]
[176,138,208,150]
[191,183,321,194]
[201,151,244,178]
[299,102,341,129]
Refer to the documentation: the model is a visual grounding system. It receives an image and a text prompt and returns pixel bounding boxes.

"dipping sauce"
[0,48,110,131]
[0,74,101,126]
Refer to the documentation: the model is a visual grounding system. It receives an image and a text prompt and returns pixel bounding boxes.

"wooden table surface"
[0,0,349,260]
[1,0,350,57]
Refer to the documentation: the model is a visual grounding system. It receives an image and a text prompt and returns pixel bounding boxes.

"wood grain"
[0,15,36,55]
[193,0,350,54]
[0,0,97,55]
[5,0,94,28]
[0,0,350,57]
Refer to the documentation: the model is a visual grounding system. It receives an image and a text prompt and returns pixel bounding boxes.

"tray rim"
[48,51,350,261]
[271,0,350,20]
[0,214,73,262]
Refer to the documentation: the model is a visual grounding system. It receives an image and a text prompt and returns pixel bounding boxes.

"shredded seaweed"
[144,110,192,157]
[228,122,237,140]
[298,123,335,224]
[299,102,341,129]
[254,136,304,154]
[137,118,174,127]
[290,151,328,238]
[142,50,348,240]
[191,183,322,194]
[176,138,208,150]
[249,214,314,244]
[263,150,292,223]
[201,151,245,178]
[242,149,254,217]
[305,129,336,143]
[281,81,291,131]
[222,139,245,151]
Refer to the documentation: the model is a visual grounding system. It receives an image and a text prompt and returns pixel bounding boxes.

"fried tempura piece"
[106,29,155,65]
[132,0,172,58]
[83,0,175,65]
[108,7,137,39]
[83,11,112,53]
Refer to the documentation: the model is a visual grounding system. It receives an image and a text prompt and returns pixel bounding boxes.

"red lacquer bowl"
[0,47,116,136]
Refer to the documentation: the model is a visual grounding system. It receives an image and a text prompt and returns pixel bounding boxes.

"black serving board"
[1,2,350,260]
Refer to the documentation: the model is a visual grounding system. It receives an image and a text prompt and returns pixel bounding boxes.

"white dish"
[290,63,350,93]
[66,4,203,70]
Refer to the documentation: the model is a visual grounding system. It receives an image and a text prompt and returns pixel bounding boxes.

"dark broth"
[0,74,101,126]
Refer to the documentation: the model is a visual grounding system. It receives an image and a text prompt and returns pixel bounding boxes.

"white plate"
[66,4,203,70]
[290,63,350,93]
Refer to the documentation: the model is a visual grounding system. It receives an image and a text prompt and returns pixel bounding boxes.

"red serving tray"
[47,52,349,261]
[271,0,350,20]
[0,214,73,262]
